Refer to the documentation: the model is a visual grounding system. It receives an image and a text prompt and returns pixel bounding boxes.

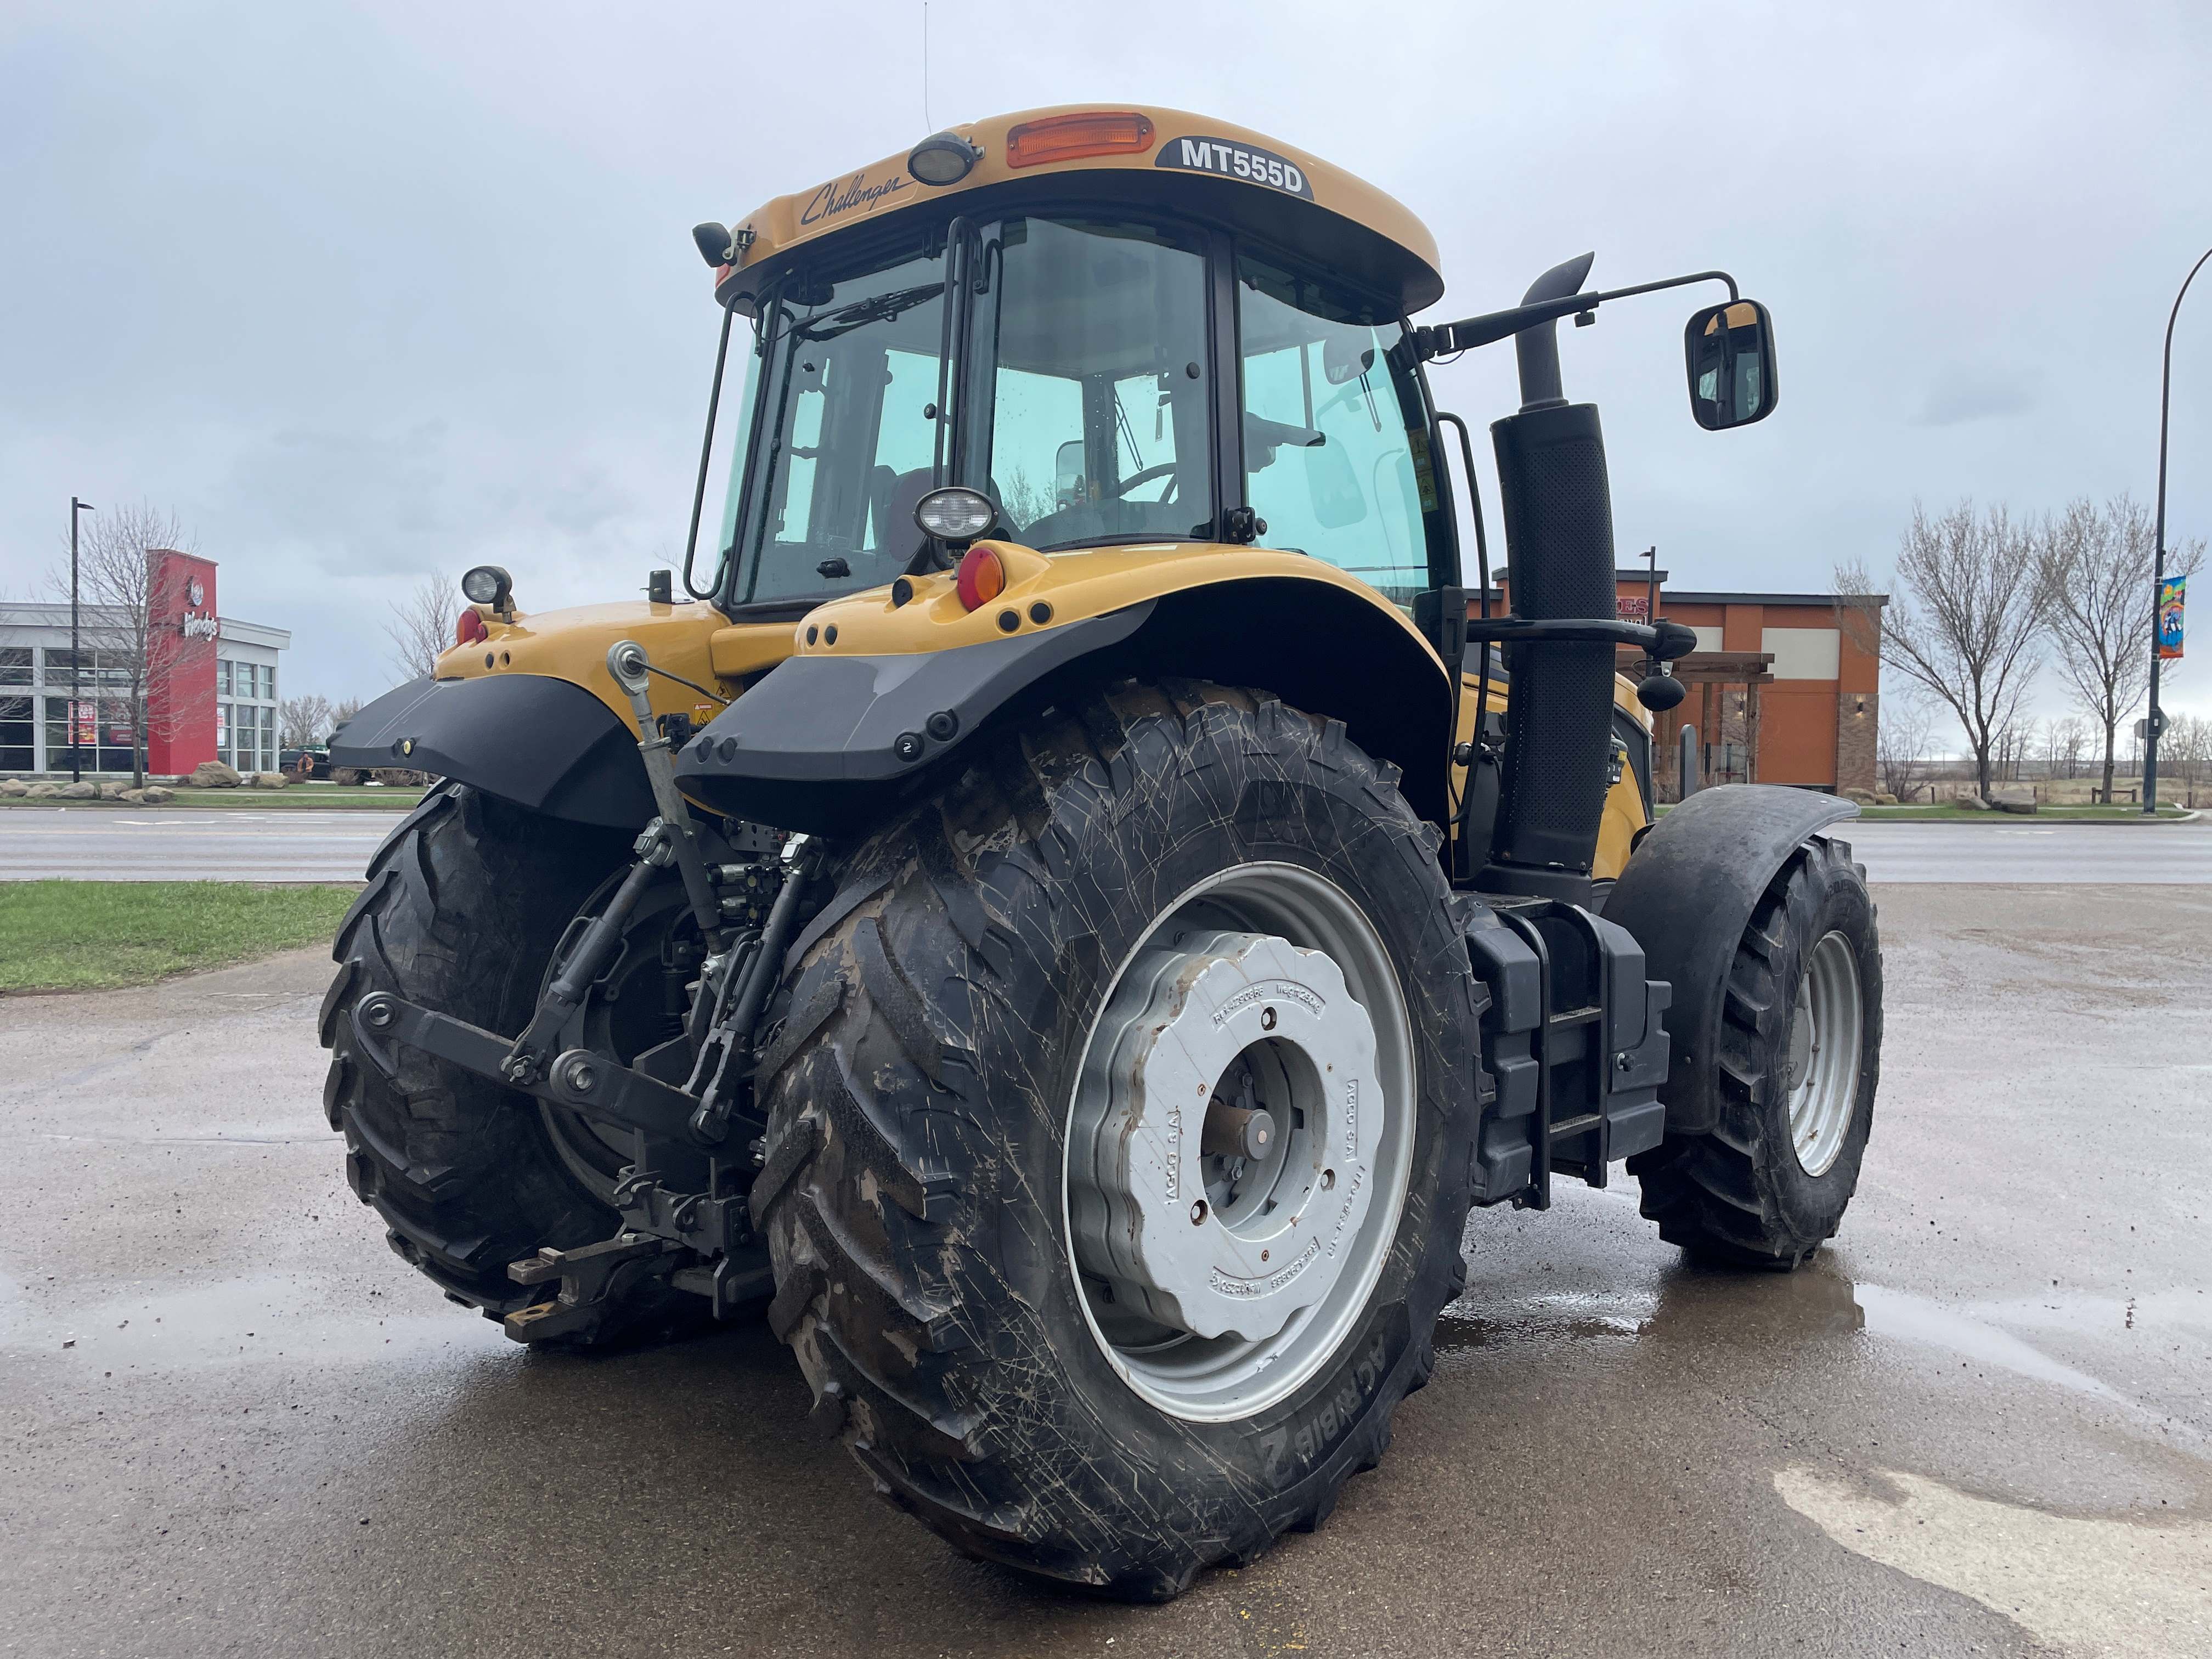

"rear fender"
[330,674,652,829]
[1598,784,1858,1136]
[673,575,1453,834]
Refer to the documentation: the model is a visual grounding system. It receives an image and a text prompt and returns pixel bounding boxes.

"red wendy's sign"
[145,550,221,775]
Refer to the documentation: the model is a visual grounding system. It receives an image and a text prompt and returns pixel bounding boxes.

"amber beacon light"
[1006,111,1155,169]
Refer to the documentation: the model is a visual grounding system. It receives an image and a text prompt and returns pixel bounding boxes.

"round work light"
[907,131,982,187]
[460,566,512,607]
[915,486,996,544]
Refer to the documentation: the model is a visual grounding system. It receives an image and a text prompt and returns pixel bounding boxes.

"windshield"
[717,215,1218,609]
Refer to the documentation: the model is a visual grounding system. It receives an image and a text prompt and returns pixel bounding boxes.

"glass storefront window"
[41,695,134,773]
[0,693,32,770]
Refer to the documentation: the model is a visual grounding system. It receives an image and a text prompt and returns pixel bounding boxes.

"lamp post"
[2144,246,2211,816]
[69,497,95,783]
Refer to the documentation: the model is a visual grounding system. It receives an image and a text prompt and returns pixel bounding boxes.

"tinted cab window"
[1237,253,1444,604]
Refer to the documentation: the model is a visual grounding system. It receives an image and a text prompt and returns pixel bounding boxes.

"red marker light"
[955,545,1007,612]
[456,610,488,646]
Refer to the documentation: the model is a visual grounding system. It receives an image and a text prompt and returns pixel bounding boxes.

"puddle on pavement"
[1434,1260,2176,1427]
[1855,1283,2123,1402]
[1,1269,506,1372]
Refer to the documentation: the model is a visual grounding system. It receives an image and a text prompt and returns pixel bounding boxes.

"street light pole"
[2144,246,2211,816]
[68,497,95,783]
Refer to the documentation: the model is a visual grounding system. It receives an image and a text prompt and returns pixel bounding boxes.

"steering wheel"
[1113,462,1180,500]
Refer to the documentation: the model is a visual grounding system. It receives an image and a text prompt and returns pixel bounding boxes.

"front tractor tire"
[752,681,1486,1600]
[320,785,643,1328]
[1630,836,1882,1269]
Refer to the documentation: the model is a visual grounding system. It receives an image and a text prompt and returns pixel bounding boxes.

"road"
[4,803,2211,883]
[3,884,2208,1659]
[0,807,394,881]
[1840,817,2212,883]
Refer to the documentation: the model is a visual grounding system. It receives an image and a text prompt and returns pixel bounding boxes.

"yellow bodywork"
[435,540,1651,879]
[1448,665,1651,882]
[715,104,1442,313]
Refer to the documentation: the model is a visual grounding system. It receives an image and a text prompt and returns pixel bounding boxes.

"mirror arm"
[1413,268,1741,363]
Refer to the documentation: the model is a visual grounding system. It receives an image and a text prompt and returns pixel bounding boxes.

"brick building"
[1493,567,1885,797]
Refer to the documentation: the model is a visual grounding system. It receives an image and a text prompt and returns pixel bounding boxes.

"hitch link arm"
[607,639,722,935]
[352,989,731,1146]
[499,823,672,1086]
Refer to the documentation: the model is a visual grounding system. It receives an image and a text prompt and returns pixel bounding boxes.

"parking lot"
[3,879,2208,1657]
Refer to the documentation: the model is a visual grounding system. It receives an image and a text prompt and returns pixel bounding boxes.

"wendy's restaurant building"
[0,550,290,778]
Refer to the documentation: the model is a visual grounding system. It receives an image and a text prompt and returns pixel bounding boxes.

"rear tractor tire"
[1630,835,1881,1269]
[320,783,691,1340]
[752,680,1487,1600]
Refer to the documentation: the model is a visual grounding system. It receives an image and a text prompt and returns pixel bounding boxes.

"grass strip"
[0,880,358,994]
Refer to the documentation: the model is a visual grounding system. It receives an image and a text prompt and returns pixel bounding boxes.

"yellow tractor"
[325,106,1879,1598]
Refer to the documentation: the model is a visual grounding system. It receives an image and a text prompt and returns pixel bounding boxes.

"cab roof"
[713,105,1445,317]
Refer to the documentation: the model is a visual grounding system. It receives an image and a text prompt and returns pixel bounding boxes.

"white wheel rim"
[1786,930,1863,1177]
[1062,862,1415,1424]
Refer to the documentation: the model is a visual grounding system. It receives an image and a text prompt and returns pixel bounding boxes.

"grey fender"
[1598,784,1858,1137]
[329,674,652,828]
[673,603,1155,833]
[673,574,1457,836]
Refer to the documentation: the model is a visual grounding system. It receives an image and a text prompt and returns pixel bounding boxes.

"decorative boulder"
[118,788,147,804]
[251,771,290,789]
[58,781,99,800]
[140,786,174,804]
[24,782,60,799]
[188,760,243,788]
[369,767,431,787]
[0,778,27,797]
[98,782,130,800]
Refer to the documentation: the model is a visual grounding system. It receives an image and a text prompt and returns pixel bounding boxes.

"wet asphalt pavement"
[3,884,2209,1658]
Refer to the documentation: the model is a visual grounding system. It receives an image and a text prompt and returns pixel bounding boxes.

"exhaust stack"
[1477,253,1620,905]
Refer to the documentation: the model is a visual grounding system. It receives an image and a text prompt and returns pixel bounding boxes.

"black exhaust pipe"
[1477,253,1618,906]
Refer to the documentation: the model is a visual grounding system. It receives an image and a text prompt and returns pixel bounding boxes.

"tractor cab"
[695,108,1451,619]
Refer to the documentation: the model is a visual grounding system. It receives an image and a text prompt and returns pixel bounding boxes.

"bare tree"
[2164,713,2209,807]
[2050,713,2088,780]
[385,572,458,680]
[2035,494,2206,803]
[1839,501,2045,804]
[46,502,213,787]
[1876,692,1936,802]
[280,693,334,748]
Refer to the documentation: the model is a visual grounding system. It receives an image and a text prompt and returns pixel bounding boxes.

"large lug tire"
[1629,835,1882,1269]
[320,783,657,1328]
[752,680,1486,1600]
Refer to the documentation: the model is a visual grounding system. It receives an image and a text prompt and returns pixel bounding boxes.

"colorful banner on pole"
[2158,577,2186,661]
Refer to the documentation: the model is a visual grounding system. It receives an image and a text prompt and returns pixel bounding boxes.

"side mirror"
[1684,300,1778,430]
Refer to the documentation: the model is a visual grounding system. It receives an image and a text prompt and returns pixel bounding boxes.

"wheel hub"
[1069,929,1381,1344]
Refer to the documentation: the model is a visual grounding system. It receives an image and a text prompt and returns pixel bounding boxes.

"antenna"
[922,2,932,131]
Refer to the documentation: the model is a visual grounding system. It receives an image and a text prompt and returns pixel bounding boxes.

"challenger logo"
[799,168,912,228]
[1156,136,1315,202]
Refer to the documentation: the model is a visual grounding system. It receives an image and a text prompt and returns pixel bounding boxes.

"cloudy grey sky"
[5,0,2210,726]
